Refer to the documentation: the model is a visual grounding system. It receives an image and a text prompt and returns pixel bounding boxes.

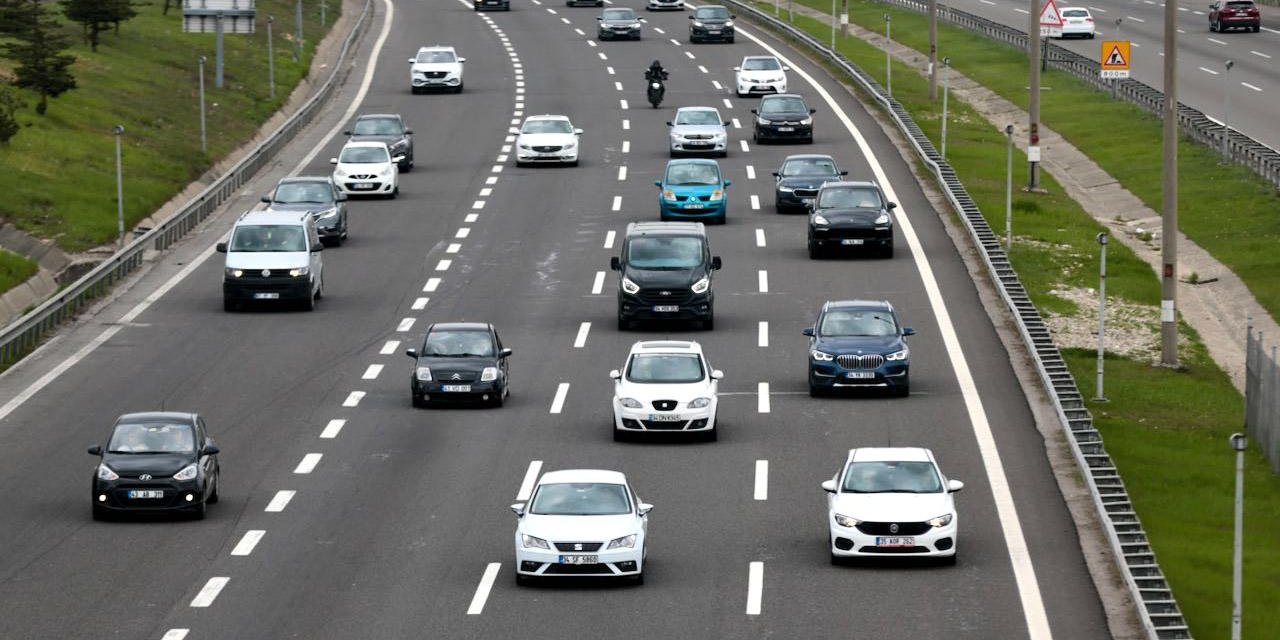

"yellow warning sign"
[1100,40,1131,79]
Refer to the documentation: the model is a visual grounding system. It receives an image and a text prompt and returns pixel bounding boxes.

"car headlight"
[834,514,860,528]
[97,464,119,481]
[875,213,891,225]
[757,116,769,125]
[379,166,392,177]
[886,347,909,361]
[688,397,711,409]
[709,189,723,201]
[724,19,734,26]
[522,534,550,549]
[334,169,347,178]
[621,277,640,294]
[711,131,726,140]
[173,463,198,481]
[618,397,643,409]
[811,349,835,361]
[690,277,710,294]
[416,366,432,381]
[662,189,677,201]
[563,142,577,150]
[812,214,830,225]
[692,20,703,26]
[778,185,794,192]
[928,513,954,528]
[607,534,637,549]
[518,143,532,150]
[289,267,309,277]
[480,367,499,382]
[412,72,426,79]
[316,207,339,220]
[800,116,813,125]
[224,268,243,278]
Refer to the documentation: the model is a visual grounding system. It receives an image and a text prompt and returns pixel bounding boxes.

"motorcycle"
[646,76,665,108]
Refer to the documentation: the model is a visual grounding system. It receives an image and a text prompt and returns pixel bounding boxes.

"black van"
[610,222,722,330]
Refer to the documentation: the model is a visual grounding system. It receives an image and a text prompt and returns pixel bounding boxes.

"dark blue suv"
[804,300,914,397]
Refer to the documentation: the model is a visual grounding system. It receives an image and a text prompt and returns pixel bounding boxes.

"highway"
[0,0,1111,637]
[944,0,1280,150]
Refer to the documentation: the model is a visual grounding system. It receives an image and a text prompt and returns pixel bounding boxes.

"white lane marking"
[750,195,760,210]
[435,259,452,271]
[447,243,461,254]
[740,140,750,152]
[754,460,768,500]
[517,460,544,501]
[618,166,627,181]
[161,630,189,640]
[496,155,510,163]
[1242,82,1262,92]
[746,562,763,614]
[574,322,591,348]
[757,270,768,293]
[465,213,479,223]
[561,16,570,24]
[685,50,696,60]
[485,176,498,185]
[472,200,486,209]
[342,391,365,407]
[480,187,493,196]
[738,24,1054,638]
[745,165,755,179]
[575,27,585,36]
[456,227,471,239]
[592,271,606,295]
[1194,9,1205,14]
[604,230,616,248]
[1176,29,1185,34]
[546,7,556,12]
[1251,50,1271,59]
[424,278,441,292]
[1200,66,1220,75]
[397,318,416,332]
[622,140,631,153]
[622,118,630,130]
[757,321,768,347]
[620,98,629,109]
[504,134,515,142]
[732,117,742,129]
[607,66,616,75]
[981,0,995,4]
[587,39,598,47]
[380,340,400,355]
[599,52,608,60]
[467,563,501,615]
[1014,7,1029,13]
[549,383,570,414]
[1129,41,1141,48]
[1177,5,1187,10]
[757,383,770,413]
[294,453,322,474]
[190,577,230,608]
[362,364,383,380]
[491,164,503,172]
[615,81,624,91]
[1208,37,1227,45]
[723,98,734,109]
[231,530,266,556]
[265,490,295,512]
[654,27,665,34]
[1088,5,1106,12]
[699,65,709,73]
[1126,15,1144,22]
[712,80,723,90]
[1262,26,1280,34]
[670,38,680,45]
[612,196,623,211]
[755,228,766,247]
[320,419,345,439]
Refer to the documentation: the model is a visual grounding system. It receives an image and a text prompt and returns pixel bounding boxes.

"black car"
[807,181,896,258]
[261,176,349,246]
[88,412,221,520]
[598,7,644,39]
[804,300,914,397]
[689,5,734,43]
[474,0,510,10]
[772,154,846,213]
[612,221,721,330]
[567,0,604,6]
[752,94,815,144]
[406,323,512,407]
[346,113,414,171]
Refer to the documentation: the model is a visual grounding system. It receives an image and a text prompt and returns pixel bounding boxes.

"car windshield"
[626,353,704,383]
[339,146,389,163]
[423,330,494,357]
[522,119,573,134]
[820,310,898,337]
[694,6,729,19]
[760,96,808,114]
[529,482,631,515]
[625,236,704,269]
[818,187,882,209]
[352,117,403,136]
[107,422,195,454]
[272,182,333,205]
[842,461,943,493]
[666,163,720,185]
[229,224,307,252]
[782,157,838,176]
[416,50,456,63]
[742,57,781,71]
[1061,9,1089,17]
[675,109,721,126]
[602,8,634,18]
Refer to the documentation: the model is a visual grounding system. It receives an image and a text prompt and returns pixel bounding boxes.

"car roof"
[629,340,703,355]
[277,176,332,185]
[116,412,196,425]
[524,114,570,121]
[237,209,311,226]
[665,158,720,167]
[675,106,721,114]
[417,45,457,52]
[782,153,836,162]
[818,180,878,190]
[355,113,401,120]
[847,447,934,463]
[341,140,390,150]
[742,55,779,61]
[538,469,628,485]
[625,221,707,236]
[761,93,806,100]
[429,322,492,332]
[822,299,894,313]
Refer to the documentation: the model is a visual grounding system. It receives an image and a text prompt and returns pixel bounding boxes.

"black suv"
[261,176,349,246]
[804,300,914,397]
[611,222,722,330]
[773,154,846,213]
[807,181,896,258]
[405,323,512,407]
[346,113,414,171]
[689,5,734,43]
[752,94,815,144]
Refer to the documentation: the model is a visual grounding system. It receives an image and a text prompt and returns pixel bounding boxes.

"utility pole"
[1112,18,1122,98]
[214,12,225,89]
[1005,124,1014,248]
[295,0,304,62]
[841,0,848,37]
[1027,0,1042,190]
[198,56,207,154]
[941,57,951,159]
[1222,59,1234,161]
[1229,432,1247,640]
[321,0,327,28]
[928,0,938,100]
[1161,0,1179,365]
[267,16,276,99]
[113,126,125,250]
[1094,232,1108,401]
[830,0,836,50]
[884,14,892,97]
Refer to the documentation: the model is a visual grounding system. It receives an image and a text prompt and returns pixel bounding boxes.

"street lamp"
[113,125,125,250]
[940,56,951,160]
[1230,432,1247,640]
[1094,232,1108,402]
[267,16,276,100]
[830,0,836,50]
[1005,124,1014,249]
[884,14,892,97]
[198,56,208,154]
[1222,59,1234,161]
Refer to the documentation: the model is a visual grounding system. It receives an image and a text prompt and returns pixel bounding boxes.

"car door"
[493,328,509,383]
[1210,1,1221,20]
[196,417,217,491]
[307,222,323,288]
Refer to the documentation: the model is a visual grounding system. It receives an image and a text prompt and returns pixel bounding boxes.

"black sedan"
[807,181,897,258]
[346,113,414,171]
[598,8,644,40]
[406,322,512,407]
[88,412,220,520]
[261,176,349,246]
[772,154,846,213]
[752,93,815,144]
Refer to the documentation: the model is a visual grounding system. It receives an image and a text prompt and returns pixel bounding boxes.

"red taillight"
[1085,17,1093,22]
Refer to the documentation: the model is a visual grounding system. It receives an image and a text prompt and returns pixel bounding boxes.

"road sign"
[1100,40,1131,79]
[182,0,256,34]
[1039,0,1063,37]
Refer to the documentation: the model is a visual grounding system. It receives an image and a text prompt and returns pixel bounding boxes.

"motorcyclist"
[645,60,668,107]
[645,60,669,83]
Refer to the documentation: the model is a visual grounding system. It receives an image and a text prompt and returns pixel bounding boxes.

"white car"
[668,106,730,157]
[329,141,399,198]
[1058,7,1096,38]
[511,469,651,585]
[822,447,963,564]
[733,55,789,97]
[409,46,465,93]
[611,340,721,441]
[513,115,583,167]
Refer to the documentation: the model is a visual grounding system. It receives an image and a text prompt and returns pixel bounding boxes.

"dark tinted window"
[694,6,730,18]
[108,422,195,454]
[625,236,705,269]
[229,224,307,252]
[423,330,494,357]
[602,8,635,18]
[818,187,882,209]
[529,483,631,515]
[273,182,333,204]
[352,117,402,136]
[842,461,942,493]
[782,157,838,176]
[760,96,808,113]
[820,309,898,337]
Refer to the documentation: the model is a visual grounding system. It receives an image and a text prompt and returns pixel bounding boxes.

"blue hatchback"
[656,159,730,224]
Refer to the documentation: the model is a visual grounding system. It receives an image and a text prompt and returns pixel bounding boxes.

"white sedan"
[512,469,651,585]
[822,447,963,564]
[329,141,398,198]
[1058,7,1096,38]
[513,115,583,167]
[733,55,789,97]
[611,340,721,441]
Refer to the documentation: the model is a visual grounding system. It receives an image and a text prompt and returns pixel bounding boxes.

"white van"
[217,210,324,311]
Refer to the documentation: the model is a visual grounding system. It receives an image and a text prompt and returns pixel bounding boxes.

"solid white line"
[757,321,768,347]
[412,297,429,310]
[161,630,189,640]
[265,490,295,512]
[362,364,383,380]
[604,230,616,248]
[1241,82,1262,92]
[397,318,416,332]
[615,81,624,91]
[980,0,995,4]
[467,563,501,615]
[754,460,768,500]
[516,460,544,501]
[424,278,441,292]
[592,271,606,295]
[294,453,322,474]
[745,165,755,179]
[746,562,763,614]
[723,98,734,109]
[732,117,742,129]
[622,118,630,130]
[231,530,266,556]
[712,80,723,90]
[574,322,591,348]
[436,259,452,271]
[750,195,760,210]
[342,391,365,407]
[1208,37,1227,45]
[757,270,768,293]
[622,140,631,153]
[740,140,750,152]
[380,340,400,355]
[1200,66,1220,75]
[320,419,345,439]
[1261,26,1280,34]
[1088,5,1106,12]
[755,228,766,247]
[549,383,570,414]
[620,99,629,109]
[457,227,471,239]
[190,577,230,608]
[612,196,623,211]
[698,65,709,73]
[618,166,627,181]
[757,382,770,413]
[1252,50,1272,59]
[446,243,461,254]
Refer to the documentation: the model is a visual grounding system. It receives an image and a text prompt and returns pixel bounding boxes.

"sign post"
[182,1,256,91]
[1099,40,1131,79]
[1039,0,1063,38]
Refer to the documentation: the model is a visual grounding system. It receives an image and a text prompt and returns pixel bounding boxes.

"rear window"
[1062,9,1089,17]
[1225,1,1255,7]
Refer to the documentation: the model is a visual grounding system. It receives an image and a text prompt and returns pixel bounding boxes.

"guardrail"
[0,0,373,370]
[723,2,1191,638]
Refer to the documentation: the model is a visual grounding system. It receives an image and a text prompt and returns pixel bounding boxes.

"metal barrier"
[723,1,1191,638]
[0,0,373,370]
[1246,324,1280,473]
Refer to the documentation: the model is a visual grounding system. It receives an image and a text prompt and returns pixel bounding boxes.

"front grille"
[855,521,931,536]
[533,145,562,153]
[424,71,447,79]
[683,134,714,140]
[544,563,613,575]
[652,400,677,412]
[793,188,818,197]
[675,195,713,202]
[641,419,688,430]
[635,289,694,305]
[435,370,478,382]
[553,542,603,552]
[347,174,377,180]
[836,354,885,370]
[857,546,931,554]
[236,270,300,280]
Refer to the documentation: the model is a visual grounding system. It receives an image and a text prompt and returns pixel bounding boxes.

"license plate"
[707,29,720,34]
[128,490,164,499]
[652,305,679,313]
[777,126,795,132]
[559,555,598,564]
[801,197,816,204]
[847,371,875,379]
[875,537,915,547]
[841,238,865,245]
[647,414,682,421]
[684,203,704,209]
[441,385,471,392]
[253,292,280,300]
[352,183,375,190]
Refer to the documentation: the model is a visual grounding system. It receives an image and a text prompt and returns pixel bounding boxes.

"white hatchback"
[611,340,721,441]
[513,115,584,166]
[512,469,651,585]
[1058,7,1096,38]
[822,447,963,563]
[330,141,399,198]
[734,55,789,97]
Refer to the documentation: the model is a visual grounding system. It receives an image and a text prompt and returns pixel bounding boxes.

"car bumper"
[809,361,909,391]
[829,520,957,558]
[647,0,683,9]
[1219,17,1260,28]
[515,545,644,577]
[775,189,817,211]
[224,278,312,302]
[737,80,786,96]
[94,479,207,511]
[412,379,504,403]
[613,401,716,433]
[334,178,395,195]
[669,139,727,154]
[690,26,734,40]
[599,27,641,38]
[474,0,509,8]
[809,227,893,250]
[516,149,578,163]
[618,292,713,322]
[1058,24,1095,37]
[755,123,813,141]
[411,77,461,89]
[659,199,726,219]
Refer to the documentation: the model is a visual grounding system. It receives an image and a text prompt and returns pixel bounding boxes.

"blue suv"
[657,159,730,224]
[804,300,914,397]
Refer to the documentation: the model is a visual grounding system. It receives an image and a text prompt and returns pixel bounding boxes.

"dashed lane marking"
[549,383,570,414]
[745,165,755,179]
[362,364,383,380]
[574,322,591,348]
[757,383,770,413]
[265,490,295,512]
[342,391,365,407]
[592,271,606,295]
[604,230,616,249]
[750,195,760,210]
[294,453,322,474]
[746,563,763,614]
[424,278,441,292]
[435,259,452,271]
[758,270,768,293]
[755,228,766,247]
[517,460,543,501]
[320,419,345,439]
[758,320,768,346]
[754,461,768,500]
[466,564,501,615]
[612,196,623,211]
[380,340,400,355]
[397,318,416,332]
[190,577,229,608]
[231,530,266,556]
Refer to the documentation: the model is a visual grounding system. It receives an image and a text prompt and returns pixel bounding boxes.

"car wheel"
[894,379,910,397]
[809,382,825,398]
[717,150,728,158]
[702,315,714,331]
[727,36,734,43]
[455,82,464,94]
[882,243,894,259]
[207,475,220,504]
[808,240,821,259]
[1253,25,1261,32]
[630,571,645,585]
[941,553,958,566]
[410,87,420,95]
[412,393,427,408]
[613,427,628,442]
[1210,19,1217,32]
[491,389,505,408]
[617,314,631,331]
[703,425,718,442]
[391,185,399,198]
[569,159,579,167]
[190,498,207,520]
[301,289,316,311]
[314,276,324,300]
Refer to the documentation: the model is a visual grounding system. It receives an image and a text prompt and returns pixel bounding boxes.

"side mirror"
[802,327,815,337]
[610,256,622,271]
[948,479,965,493]
[732,66,740,71]
[260,195,271,203]
[809,108,817,114]
[902,327,915,337]
[722,121,731,126]
[574,128,584,135]
[771,171,780,177]
[688,14,694,18]
[328,157,338,164]
[458,57,467,63]
[654,180,663,187]
[216,242,228,253]
[343,130,352,136]
[335,193,348,202]
[202,444,220,456]
[499,348,513,358]
[723,179,732,187]
[596,16,602,20]
[609,369,622,380]
[405,348,419,358]
[840,170,849,175]
[783,66,792,71]
[640,18,646,22]
[87,445,102,456]
[407,58,416,63]
[710,256,722,270]
[821,480,836,493]
[510,503,526,516]
[711,369,724,380]
[393,155,406,164]
[638,503,653,516]
[404,128,414,135]
[750,109,758,114]
[887,202,897,210]
[310,243,324,252]
[665,121,673,126]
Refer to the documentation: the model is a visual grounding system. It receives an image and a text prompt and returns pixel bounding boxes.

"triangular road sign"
[1105,45,1127,66]
[1040,0,1064,27]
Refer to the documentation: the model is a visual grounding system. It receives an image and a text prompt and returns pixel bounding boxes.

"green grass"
[0,0,341,253]
[0,248,37,293]
[742,3,1280,638]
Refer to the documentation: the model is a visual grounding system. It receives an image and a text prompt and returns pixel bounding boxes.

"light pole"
[1230,432,1247,640]
[1005,124,1014,249]
[1161,0,1179,366]
[214,12,225,89]
[198,56,208,154]
[295,0,304,62]
[1112,18,1122,98]
[884,14,892,97]
[940,56,951,160]
[1094,232,1108,401]
[321,0,327,27]
[113,125,125,250]
[1222,59,1234,161]
[830,0,836,50]
[267,16,276,100]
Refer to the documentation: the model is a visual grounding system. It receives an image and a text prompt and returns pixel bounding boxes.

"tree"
[0,86,23,143]
[3,0,77,115]
[0,0,26,36]
[62,0,135,51]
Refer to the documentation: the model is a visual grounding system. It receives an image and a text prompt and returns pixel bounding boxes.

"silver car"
[668,106,729,158]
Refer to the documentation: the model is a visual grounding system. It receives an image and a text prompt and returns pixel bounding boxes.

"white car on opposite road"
[512,469,651,585]
[330,141,399,198]
[734,55,789,97]
[1057,7,1096,38]
[822,447,963,564]
[513,115,584,166]
[611,340,721,441]
[409,45,465,93]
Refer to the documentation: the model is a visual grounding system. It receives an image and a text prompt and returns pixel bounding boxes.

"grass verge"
[0,249,37,294]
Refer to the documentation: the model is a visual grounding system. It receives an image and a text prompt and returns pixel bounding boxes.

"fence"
[1246,325,1280,473]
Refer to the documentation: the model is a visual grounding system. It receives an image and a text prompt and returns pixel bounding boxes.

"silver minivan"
[217,210,324,311]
